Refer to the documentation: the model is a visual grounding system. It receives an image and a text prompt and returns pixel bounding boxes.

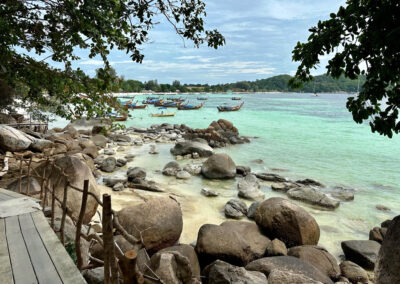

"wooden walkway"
[0,188,86,284]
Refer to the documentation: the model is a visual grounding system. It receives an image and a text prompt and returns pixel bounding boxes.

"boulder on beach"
[375,215,400,283]
[176,170,191,179]
[266,238,287,257]
[117,197,183,253]
[341,240,380,270]
[245,256,334,284]
[224,199,247,219]
[340,261,368,284]
[203,260,267,284]
[91,134,108,148]
[287,186,340,209]
[126,167,146,182]
[195,221,271,266]
[7,176,41,195]
[100,157,116,172]
[268,270,323,284]
[30,138,54,152]
[162,161,181,176]
[201,188,219,197]
[170,140,214,157]
[183,163,202,175]
[0,125,35,152]
[236,165,251,176]
[201,153,236,179]
[254,197,320,247]
[271,182,299,192]
[237,174,264,201]
[255,172,286,182]
[247,201,261,219]
[288,245,340,280]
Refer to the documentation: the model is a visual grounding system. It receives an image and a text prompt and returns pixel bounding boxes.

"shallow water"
[56,92,400,257]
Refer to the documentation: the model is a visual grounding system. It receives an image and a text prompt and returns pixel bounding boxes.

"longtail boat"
[217,102,244,112]
[109,113,128,121]
[142,99,163,104]
[154,100,185,107]
[151,107,175,117]
[178,102,204,110]
[197,97,208,100]
[167,98,186,103]
[130,104,147,109]
[232,97,242,100]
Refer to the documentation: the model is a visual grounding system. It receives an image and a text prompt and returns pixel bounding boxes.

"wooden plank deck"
[0,188,86,284]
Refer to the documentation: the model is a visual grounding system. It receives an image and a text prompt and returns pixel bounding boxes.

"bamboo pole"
[26,156,32,195]
[42,161,55,211]
[119,250,142,284]
[60,182,69,245]
[102,194,119,284]
[75,179,89,270]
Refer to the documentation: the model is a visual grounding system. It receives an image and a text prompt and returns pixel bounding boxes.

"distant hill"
[119,74,365,93]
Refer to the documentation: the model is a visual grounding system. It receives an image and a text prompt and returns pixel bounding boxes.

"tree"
[289,0,400,137]
[0,0,224,119]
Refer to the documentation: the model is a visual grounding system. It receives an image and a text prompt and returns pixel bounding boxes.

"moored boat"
[231,97,242,100]
[142,99,163,104]
[177,102,204,110]
[217,102,244,112]
[197,97,208,100]
[151,107,175,117]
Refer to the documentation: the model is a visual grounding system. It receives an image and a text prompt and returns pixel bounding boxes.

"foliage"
[119,74,364,93]
[0,0,224,119]
[289,0,400,137]
[65,241,77,264]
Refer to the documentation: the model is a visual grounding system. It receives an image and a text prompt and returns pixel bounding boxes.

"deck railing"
[4,153,160,284]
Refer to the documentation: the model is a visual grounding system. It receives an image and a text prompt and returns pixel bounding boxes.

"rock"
[341,240,380,270]
[170,141,214,157]
[158,244,201,280]
[110,134,131,143]
[183,163,202,175]
[327,187,355,201]
[113,182,124,191]
[268,270,323,284]
[176,170,191,180]
[376,204,390,211]
[91,134,108,148]
[116,158,127,167]
[247,201,260,219]
[266,239,287,257]
[93,155,105,165]
[201,188,219,197]
[103,177,127,187]
[126,180,164,192]
[245,256,334,284]
[203,260,267,284]
[30,139,54,152]
[82,267,104,284]
[196,221,271,266]
[117,197,183,253]
[271,182,299,192]
[133,139,143,146]
[192,152,199,159]
[39,156,100,224]
[369,227,384,243]
[183,154,192,159]
[224,199,247,219]
[375,215,400,283]
[117,146,125,152]
[162,161,181,176]
[288,245,340,280]
[127,167,146,182]
[255,173,286,182]
[149,144,159,154]
[0,125,34,151]
[0,113,17,124]
[287,186,340,209]
[296,178,325,187]
[254,197,320,247]
[7,177,41,195]
[124,153,135,161]
[237,174,264,200]
[340,261,368,284]
[103,148,116,155]
[380,219,393,228]
[201,153,236,179]
[90,235,135,261]
[100,157,116,172]
[82,145,99,159]
[236,165,251,176]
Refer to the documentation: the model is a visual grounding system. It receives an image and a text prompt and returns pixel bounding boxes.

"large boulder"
[201,153,236,179]
[39,156,100,224]
[340,261,368,284]
[126,167,146,182]
[224,199,247,219]
[237,174,264,200]
[341,240,380,270]
[30,139,54,152]
[162,161,181,176]
[288,245,340,280]
[375,215,400,283]
[195,221,270,266]
[100,157,116,172]
[170,141,214,157]
[245,256,334,284]
[0,125,35,151]
[117,197,183,253]
[203,260,267,284]
[268,270,322,284]
[7,177,41,195]
[254,197,320,247]
[287,186,340,209]
[91,134,108,148]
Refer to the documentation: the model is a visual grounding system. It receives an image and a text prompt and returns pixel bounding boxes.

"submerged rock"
[254,197,320,247]
[224,199,247,219]
[255,172,286,182]
[201,153,236,179]
[341,240,380,270]
[201,188,219,197]
[271,182,299,192]
[287,186,340,209]
[296,178,325,187]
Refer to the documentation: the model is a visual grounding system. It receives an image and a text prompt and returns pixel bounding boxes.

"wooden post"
[60,182,69,245]
[18,157,23,193]
[26,156,32,195]
[42,161,55,211]
[39,158,48,202]
[103,194,119,284]
[119,250,142,284]
[75,179,89,270]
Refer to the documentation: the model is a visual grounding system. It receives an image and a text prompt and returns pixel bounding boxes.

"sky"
[71,0,346,84]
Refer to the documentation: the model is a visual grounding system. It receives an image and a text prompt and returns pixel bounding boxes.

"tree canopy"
[0,0,224,119]
[289,0,400,137]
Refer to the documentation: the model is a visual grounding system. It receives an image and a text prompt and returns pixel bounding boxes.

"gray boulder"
[7,177,41,195]
[245,256,334,284]
[103,177,127,187]
[237,174,264,200]
[341,240,380,270]
[340,261,368,284]
[203,260,267,284]
[116,158,127,167]
[201,153,236,179]
[247,201,260,219]
[91,134,108,148]
[266,238,287,257]
[100,157,116,172]
[271,182,299,192]
[170,141,213,157]
[112,182,124,191]
[183,163,202,175]
[0,125,34,151]
[254,197,320,247]
[287,186,340,209]
[82,267,104,284]
[162,161,181,176]
[30,139,54,152]
[224,199,247,219]
[268,270,323,284]
[255,172,286,182]
[201,188,219,197]
[176,170,191,180]
[103,148,116,155]
[296,178,325,187]
[127,167,146,182]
